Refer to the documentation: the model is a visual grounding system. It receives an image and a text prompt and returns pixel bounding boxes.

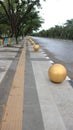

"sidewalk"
[23,39,73,130]
[0,39,24,129]
[0,38,73,130]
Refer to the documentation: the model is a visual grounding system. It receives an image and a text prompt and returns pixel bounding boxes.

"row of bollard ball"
[29,38,40,51]
[28,38,67,83]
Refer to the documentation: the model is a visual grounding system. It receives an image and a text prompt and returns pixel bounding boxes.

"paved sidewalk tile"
[23,40,73,130]
[0,41,24,128]
[22,42,44,130]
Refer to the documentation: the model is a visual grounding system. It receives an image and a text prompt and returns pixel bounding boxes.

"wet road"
[31,37,73,80]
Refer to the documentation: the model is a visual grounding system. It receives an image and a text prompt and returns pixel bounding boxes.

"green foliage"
[35,19,73,40]
[0,0,45,43]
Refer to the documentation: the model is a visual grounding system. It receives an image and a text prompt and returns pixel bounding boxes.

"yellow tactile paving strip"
[1,44,26,130]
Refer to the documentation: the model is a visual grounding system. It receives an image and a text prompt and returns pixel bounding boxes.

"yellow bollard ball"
[33,45,40,51]
[29,38,32,41]
[30,41,35,45]
[48,64,67,83]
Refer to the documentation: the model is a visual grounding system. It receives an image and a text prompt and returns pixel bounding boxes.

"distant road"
[31,37,73,80]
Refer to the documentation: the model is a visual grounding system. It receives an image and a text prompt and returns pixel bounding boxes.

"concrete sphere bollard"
[29,39,32,42]
[48,64,67,83]
[33,45,40,51]
[30,41,35,45]
[29,39,34,45]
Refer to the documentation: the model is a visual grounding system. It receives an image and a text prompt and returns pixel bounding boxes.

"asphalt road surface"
[31,37,73,80]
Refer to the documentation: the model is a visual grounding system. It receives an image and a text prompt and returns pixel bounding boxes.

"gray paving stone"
[22,46,44,130]
[27,40,73,130]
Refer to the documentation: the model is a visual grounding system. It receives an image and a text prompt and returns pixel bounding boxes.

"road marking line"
[1,44,26,130]
[66,76,71,81]
[49,60,54,64]
[43,53,47,57]
[41,51,45,54]
[45,57,50,59]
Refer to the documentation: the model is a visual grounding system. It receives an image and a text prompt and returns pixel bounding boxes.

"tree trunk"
[15,35,18,44]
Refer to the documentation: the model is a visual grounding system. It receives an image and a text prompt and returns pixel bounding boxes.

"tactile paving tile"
[1,44,26,130]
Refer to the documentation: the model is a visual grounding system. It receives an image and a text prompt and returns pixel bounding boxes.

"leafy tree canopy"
[34,19,73,40]
[0,0,46,43]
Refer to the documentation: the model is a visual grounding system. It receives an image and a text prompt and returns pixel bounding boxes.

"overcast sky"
[39,0,73,30]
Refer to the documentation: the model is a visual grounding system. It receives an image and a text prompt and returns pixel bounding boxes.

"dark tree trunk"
[15,34,18,44]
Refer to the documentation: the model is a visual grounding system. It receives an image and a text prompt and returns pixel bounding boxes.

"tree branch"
[17,0,40,25]
[0,1,10,20]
